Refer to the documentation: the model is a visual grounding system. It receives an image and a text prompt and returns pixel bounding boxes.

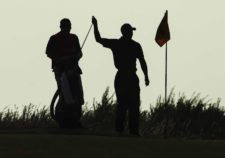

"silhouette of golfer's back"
[92,16,149,135]
[46,18,84,129]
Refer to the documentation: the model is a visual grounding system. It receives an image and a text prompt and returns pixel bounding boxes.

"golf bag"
[50,67,84,128]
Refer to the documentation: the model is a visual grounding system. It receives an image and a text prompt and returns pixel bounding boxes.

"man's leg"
[115,101,127,133]
[128,74,140,135]
[128,101,140,135]
[114,72,127,133]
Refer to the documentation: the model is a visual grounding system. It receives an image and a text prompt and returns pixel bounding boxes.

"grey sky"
[0,0,224,110]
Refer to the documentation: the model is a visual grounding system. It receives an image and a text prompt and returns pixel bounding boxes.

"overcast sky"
[0,0,224,110]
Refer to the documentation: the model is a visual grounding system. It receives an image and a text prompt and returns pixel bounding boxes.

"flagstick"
[165,42,168,103]
[164,42,168,139]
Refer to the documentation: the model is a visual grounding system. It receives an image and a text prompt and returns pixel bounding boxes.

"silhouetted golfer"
[92,16,149,135]
[46,18,84,129]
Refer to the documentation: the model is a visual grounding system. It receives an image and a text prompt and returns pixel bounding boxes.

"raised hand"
[92,16,97,25]
[145,77,150,86]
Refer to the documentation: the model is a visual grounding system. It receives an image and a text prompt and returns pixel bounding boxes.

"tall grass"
[142,90,225,138]
[0,104,57,129]
[81,87,116,134]
[0,88,224,138]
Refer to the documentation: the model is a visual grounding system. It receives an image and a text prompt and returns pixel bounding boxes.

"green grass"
[0,134,225,158]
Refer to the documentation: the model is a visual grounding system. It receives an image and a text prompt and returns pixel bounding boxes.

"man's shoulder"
[49,32,60,40]
[131,39,141,46]
[119,38,140,46]
[49,34,56,39]
[69,33,78,38]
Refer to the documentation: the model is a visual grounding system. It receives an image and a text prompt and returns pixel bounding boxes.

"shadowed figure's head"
[120,23,136,39]
[60,18,71,32]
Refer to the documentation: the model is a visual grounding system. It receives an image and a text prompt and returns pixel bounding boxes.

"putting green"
[0,134,225,158]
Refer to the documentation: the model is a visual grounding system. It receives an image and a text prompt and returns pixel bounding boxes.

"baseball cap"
[121,23,136,33]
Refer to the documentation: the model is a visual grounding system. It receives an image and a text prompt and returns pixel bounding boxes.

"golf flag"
[155,10,170,47]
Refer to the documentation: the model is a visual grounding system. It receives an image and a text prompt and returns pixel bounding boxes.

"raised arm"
[92,16,104,44]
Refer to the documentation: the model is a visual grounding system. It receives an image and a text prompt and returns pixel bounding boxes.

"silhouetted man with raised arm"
[46,18,84,129]
[92,16,149,135]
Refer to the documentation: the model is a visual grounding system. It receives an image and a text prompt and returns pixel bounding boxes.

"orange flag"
[155,10,170,47]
